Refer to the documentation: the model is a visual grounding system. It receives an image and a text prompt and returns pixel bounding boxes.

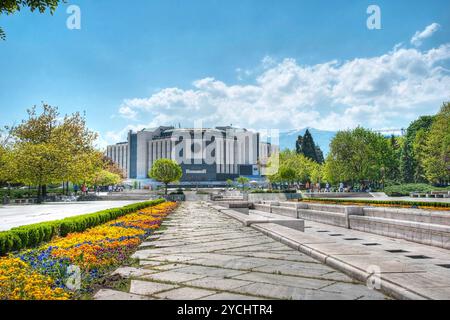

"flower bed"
[0,199,167,255]
[301,198,450,211]
[0,201,178,300]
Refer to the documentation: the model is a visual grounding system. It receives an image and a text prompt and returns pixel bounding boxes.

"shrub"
[0,199,166,255]
[384,183,450,197]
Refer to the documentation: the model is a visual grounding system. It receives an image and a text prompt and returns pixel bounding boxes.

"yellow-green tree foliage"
[10,104,101,191]
[268,150,321,184]
[148,159,182,194]
[324,127,396,185]
[422,103,450,183]
[88,170,122,187]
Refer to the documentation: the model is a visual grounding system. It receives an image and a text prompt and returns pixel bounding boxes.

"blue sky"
[0,0,449,147]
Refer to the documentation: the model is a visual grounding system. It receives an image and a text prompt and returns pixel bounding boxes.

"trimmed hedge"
[384,183,450,197]
[301,198,450,209]
[0,199,166,256]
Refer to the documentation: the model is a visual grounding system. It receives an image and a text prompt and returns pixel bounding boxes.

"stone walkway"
[94,202,387,300]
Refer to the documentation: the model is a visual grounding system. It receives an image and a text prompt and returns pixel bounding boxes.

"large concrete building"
[106,126,278,183]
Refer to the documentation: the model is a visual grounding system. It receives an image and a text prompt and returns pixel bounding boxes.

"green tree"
[268,150,318,185]
[295,129,323,163]
[237,176,250,191]
[0,0,65,40]
[310,162,323,184]
[0,127,17,197]
[11,104,100,202]
[385,135,402,183]
[226,179,234,188]
[400,115,435,183]
[325,127,394,187]
[295,136,303,154]
[89,170,122,187]
[301,129,318,162]
[148,159,182,195]
[421,102,450,183]
[315,145,325,164]
[278,166,297,186]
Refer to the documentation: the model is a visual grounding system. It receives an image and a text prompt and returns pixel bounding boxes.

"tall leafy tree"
[295,136,303,154]
[296,130,324,163]
[400,115,435,183]
[148,159,182,195]
[268,150,319,185]
[0,128,11,182]
[421,103,450,183]
[237,176,250,191]
[301,129,318,162]
[11,104,100,202]
[315,145,325,164]
[0,0,65,40]
[325,127,395,186]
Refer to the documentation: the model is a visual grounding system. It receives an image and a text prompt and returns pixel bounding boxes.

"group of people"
[72,184,124,195]
[303,182,369,193]
[304,181,330,193]
[108,185,124,193]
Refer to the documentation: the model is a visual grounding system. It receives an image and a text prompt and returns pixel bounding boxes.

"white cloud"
[411,23,441,47]
[104,43,450,144]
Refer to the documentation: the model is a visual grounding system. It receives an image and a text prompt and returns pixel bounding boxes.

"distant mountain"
[278,128,337,156]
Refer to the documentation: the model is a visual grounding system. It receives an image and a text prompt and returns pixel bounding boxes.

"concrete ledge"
[298,209,348,228]
[253,203,272,213]
[271,206,298,218]
[215,208,305,232]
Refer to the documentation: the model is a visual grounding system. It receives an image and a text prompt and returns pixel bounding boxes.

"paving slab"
[106,202,388,300]
[185,276,253,291]
[142,270,207,283]
[112,267,157,278]
[201,292,266,300]
[154,287,217,300]
[129,280,178,295]
[94,289,153,300]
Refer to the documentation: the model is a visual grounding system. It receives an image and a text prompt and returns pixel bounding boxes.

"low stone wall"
[253,203,272,213]
[297,209,349,228]
[349,215,450,249]
[184,193,211,201]
[271,206,298,218]
[247,193,301,202]
[363,207,450,226]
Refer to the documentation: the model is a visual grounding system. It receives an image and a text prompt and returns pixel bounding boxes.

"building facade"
[106,126,278,182]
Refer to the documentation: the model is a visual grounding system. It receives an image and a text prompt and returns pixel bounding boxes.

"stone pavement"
[94,202,388,300]
[251,216,450,300]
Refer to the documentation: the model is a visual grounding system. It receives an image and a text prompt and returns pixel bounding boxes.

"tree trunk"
[165,183,168,195]
[37,184,42,204]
